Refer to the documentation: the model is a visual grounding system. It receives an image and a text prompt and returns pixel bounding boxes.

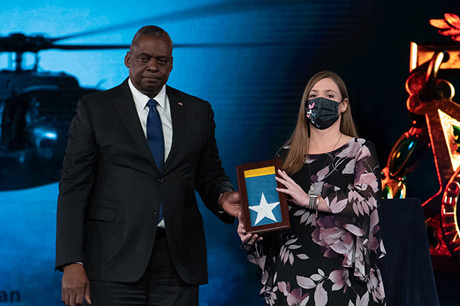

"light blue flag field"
[244,166,282,227]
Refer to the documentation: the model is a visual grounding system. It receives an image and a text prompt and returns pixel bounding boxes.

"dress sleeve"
[243,234,287,288]
[316,139,386,281]
[322,139,382,216]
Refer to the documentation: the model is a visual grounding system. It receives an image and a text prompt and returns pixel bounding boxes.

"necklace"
[307,132,342,217]
[308,132,342,193]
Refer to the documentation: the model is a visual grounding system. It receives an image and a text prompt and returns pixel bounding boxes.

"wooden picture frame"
[236,158,290,234]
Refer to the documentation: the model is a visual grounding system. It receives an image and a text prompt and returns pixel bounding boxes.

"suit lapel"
[112,80,159,172]
[164,86,186,170]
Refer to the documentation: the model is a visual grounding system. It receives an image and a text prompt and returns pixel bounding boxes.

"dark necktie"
[146,98,164,170]
[147,98,164,223]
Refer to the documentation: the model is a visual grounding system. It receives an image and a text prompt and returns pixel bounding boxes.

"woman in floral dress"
[238,71,386,306]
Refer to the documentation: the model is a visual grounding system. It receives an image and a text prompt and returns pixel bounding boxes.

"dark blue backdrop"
[1,0,460,305]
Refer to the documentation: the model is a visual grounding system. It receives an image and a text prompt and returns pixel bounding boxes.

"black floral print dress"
[245,138,386,306]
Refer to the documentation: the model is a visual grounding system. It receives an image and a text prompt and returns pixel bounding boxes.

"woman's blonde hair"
[281,71,359,174]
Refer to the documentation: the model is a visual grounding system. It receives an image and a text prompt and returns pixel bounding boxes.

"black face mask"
[305,97,342,130]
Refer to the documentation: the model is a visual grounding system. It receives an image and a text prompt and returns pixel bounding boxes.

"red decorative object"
[430,13,460,42]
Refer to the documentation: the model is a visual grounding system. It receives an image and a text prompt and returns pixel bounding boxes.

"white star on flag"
[249,192,280,225]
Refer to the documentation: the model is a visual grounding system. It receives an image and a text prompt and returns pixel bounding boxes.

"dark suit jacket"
[55,79,233,285]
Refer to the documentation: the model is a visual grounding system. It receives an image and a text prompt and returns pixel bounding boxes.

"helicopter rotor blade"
[51,44,131,50]
[50,0,291,42]
[0,0,301,54]
[50,41,282,51]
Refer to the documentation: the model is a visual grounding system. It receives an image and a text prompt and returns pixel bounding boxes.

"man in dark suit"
[55,25,240,306]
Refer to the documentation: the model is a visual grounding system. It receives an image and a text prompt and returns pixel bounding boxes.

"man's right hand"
[62,263,92,305]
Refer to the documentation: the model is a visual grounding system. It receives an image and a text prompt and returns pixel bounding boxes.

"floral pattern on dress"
[244,138,386,305]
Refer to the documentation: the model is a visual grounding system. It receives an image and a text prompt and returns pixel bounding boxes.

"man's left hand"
[219,191,241,217]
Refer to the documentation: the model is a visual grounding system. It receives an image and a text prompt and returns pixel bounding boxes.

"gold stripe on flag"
[244,166,276,178]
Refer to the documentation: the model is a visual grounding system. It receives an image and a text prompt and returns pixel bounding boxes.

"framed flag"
[236,158,290,234]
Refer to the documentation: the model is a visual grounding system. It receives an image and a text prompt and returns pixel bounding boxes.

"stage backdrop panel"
[1,0,459,305]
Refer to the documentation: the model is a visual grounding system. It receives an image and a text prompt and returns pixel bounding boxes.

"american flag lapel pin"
[178,102,183,106]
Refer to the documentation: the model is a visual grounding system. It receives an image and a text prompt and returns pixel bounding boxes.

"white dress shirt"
[128,78,173,162]
[128,78,172,228]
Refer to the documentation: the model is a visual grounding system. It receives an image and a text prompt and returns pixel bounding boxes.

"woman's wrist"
[302,194,310,207]
[309,194,318,211]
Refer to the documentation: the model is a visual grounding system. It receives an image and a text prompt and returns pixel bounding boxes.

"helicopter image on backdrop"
[0,31,130,190]
[0,2,301,191]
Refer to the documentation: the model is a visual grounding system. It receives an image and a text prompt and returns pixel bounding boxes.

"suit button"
[158,178,164,183]
[153,210,158,215]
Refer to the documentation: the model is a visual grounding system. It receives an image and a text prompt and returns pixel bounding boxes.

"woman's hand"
[237,211,262,245]
[275,169,309,207]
